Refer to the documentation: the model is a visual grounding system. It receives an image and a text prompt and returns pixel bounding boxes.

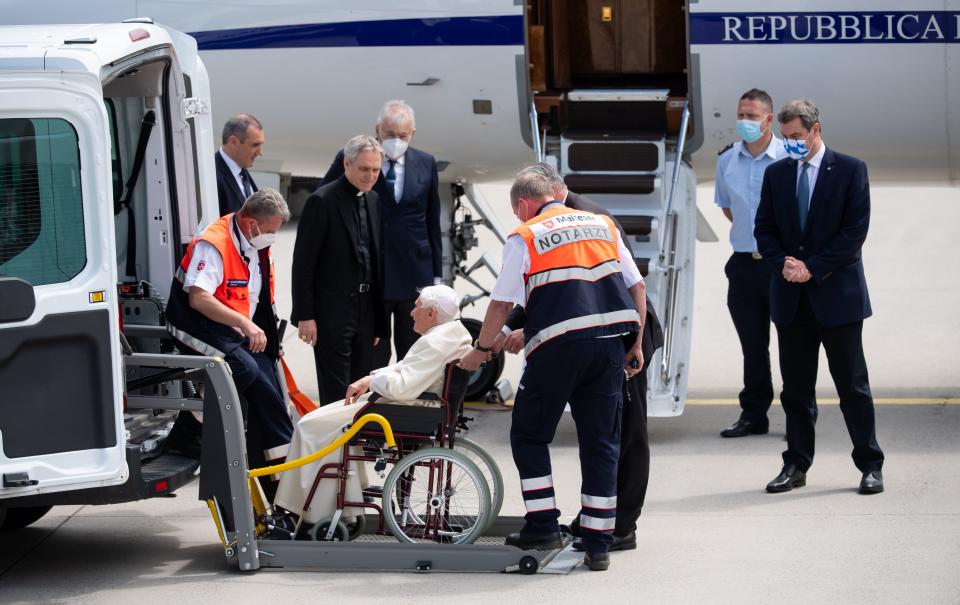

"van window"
[0,118,86,286]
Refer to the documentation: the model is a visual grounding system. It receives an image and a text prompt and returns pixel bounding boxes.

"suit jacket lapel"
[803,148,834,234]
[368,191,381,255]
[399,149,416,204]
[336,185,359,252]
[217,152,245,204]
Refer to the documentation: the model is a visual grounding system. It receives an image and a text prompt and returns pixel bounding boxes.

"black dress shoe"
[859,471,884,494]
[583,551,610,571]
[721,418,769,438]
[505,527,562,551]
[572,530,637,552]
[766,464,806,493]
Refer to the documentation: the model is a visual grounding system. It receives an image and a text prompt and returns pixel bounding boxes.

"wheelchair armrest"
[367,391,439,403]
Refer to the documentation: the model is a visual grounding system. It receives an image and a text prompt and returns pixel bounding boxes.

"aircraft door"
[561,0,687,78]
[0,77,127,497]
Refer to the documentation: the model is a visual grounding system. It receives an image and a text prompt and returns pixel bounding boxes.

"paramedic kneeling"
[460,171,646,572]
[165,188,294,484]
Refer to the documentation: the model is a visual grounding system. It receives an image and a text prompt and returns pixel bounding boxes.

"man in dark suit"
[754,99,884,495]
[320,101,443,368]
[500,163,665,550]
[215,113,264,215]
[291,135,389,405]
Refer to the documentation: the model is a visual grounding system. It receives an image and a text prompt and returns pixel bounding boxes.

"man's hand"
[503,329,525,355]
[345,375,374,404]
[783,256,812,283]
[241,319,267,353]
[298,319,318,347]
[459,348,490,372]
[625,340,644,379]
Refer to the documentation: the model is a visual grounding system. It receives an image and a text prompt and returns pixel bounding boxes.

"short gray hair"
[343,134,384,162]
[238,187,290,222]
[221,113,262,144]
[417,284,460,323]
[518,162,566,193]
[510,172,553,208]
[377,100,416,130]
[778,99,821,131]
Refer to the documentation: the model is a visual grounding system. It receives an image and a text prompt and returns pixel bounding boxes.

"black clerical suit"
[754,147,884,473]
[505,190,664,536]
[291,175,389,405]
[215,150,257,215]
[321,147,443,366]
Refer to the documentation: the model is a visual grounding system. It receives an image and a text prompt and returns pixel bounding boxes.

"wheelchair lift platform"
[253,516,579,574]
[191,355,580,575]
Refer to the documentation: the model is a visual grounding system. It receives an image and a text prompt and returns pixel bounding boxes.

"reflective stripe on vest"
[177,214,275,317]
[511,205,639,356]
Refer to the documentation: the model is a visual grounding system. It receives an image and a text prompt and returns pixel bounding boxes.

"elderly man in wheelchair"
[270,284,502,544]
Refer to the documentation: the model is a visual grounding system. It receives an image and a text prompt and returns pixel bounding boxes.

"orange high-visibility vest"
[511,203,639,356]
[177,213,275,317]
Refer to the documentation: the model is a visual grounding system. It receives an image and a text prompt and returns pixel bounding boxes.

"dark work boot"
[583,551,610,571]
[505,524,562,551]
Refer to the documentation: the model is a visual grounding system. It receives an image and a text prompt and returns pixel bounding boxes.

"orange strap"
[279,355,318,417]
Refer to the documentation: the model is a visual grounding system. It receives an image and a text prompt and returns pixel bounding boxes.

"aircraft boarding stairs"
[539,89,697,416]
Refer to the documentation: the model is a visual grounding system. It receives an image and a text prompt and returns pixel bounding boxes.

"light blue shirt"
[715,136,785,253]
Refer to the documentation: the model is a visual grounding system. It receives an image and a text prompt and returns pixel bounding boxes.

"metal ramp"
[536,87,697,416]
[194,361,579,575]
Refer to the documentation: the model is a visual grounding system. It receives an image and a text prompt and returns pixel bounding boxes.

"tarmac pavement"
[1,182,957,604]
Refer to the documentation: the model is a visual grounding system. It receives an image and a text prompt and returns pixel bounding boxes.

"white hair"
[417,284,460,323]
[377,100,416,129]
[343,134,383,162]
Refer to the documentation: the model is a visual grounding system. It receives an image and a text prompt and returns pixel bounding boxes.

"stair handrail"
[530,99,543,162]
[658,101,691,387]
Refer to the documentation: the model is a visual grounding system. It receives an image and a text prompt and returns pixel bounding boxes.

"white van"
[0,21,220,529]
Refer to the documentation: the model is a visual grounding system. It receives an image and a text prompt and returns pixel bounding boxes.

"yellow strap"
[248,413,396,478]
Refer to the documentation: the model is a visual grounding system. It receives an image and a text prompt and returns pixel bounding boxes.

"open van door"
[0,71,127,497]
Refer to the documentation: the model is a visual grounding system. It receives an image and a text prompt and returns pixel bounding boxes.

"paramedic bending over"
[164,189,294,490]
[272,285,472,528]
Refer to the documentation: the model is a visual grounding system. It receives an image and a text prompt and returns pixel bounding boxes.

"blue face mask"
[783,137,810,160]
[736,119,764,143]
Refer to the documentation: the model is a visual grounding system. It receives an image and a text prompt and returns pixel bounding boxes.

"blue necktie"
[385,159,398,202]
[796,162,811,230]
[240,170,254,198]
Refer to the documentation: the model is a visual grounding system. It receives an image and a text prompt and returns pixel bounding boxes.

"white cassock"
[274,320,473,523]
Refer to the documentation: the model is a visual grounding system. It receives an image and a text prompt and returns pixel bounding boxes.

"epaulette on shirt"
[717,142,735,156]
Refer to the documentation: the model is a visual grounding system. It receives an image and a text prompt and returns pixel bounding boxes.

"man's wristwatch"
[473,340,494,353]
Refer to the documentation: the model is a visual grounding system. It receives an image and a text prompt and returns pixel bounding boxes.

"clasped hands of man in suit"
[783,256,813,283]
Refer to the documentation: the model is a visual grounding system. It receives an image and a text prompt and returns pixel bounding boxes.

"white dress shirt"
[796,142,827,210]
[182,216,261,320]
[382,153,405,202]
[218,147,248,198]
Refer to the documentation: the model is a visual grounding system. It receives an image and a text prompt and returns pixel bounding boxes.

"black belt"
[733,252,763,260]
[358,283,371,293]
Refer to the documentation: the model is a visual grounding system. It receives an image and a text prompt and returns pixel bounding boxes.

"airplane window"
[0,118,86,285]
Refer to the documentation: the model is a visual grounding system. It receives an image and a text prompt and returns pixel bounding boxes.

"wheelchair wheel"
[308,516,350,542]
[382,447,491,545]
[453,438,504,529]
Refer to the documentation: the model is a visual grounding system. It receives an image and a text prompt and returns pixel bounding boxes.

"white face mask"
[381,137,408,160]
[247,221,276,250]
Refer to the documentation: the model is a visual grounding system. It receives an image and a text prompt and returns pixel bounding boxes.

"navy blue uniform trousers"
[225,345,293,464]
[511,337,624,554]
[725,253,775,422]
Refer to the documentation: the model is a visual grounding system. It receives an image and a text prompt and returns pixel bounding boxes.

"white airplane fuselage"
[1,0,956,182]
